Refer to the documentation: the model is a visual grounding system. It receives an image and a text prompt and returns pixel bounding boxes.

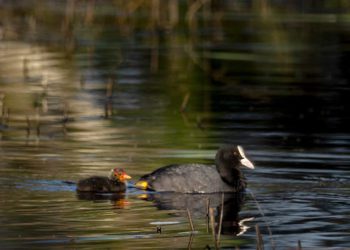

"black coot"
[77,168,131,192]
[135,145,254,193]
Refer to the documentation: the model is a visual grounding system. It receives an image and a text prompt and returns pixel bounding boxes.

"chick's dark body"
[77,176,127,192]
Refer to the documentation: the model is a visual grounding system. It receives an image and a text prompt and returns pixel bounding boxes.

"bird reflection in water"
[140,192,254,237]
[76,192,129,209]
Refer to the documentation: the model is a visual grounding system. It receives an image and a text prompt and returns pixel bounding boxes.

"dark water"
[1,1,350,249]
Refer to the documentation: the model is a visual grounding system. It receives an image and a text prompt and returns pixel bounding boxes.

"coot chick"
[136,145,254,193]
[77,168,131,192]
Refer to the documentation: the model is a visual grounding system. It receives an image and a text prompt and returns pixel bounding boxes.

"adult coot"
[135,145,254,193]
[77,168,131,192]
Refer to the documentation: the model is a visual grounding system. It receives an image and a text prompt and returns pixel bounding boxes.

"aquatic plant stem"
[248,190,275,250]
[217,193,224,244]
[186,208,195,232]
[209,207,219,250]
[255,224,264,250]
[206,198,210,233]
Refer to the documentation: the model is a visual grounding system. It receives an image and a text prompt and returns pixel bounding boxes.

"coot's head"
[215,145,254,185]
[109,168,132,182]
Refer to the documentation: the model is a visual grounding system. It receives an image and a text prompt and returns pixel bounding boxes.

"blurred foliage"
[1,0,350,144]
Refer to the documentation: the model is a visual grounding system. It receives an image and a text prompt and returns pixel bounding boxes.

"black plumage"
[77,168,131,193]
[136,145,254,193]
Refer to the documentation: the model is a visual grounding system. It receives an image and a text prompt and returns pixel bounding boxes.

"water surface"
[1,1,350,249]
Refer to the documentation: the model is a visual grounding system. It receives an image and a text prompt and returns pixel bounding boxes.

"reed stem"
[186,208,195,232]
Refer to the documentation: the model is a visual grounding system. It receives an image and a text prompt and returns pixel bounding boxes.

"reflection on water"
[143,192,247,236]
[1,0,350,249]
